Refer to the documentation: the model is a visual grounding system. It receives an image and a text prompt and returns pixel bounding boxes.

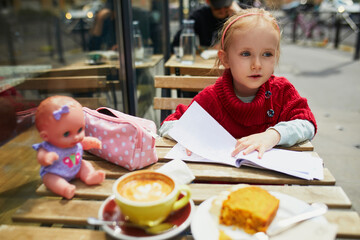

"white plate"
[98,195,194,240]
[191,192,332,240]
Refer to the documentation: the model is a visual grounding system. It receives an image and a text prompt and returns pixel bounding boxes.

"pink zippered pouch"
[83,107,158,170]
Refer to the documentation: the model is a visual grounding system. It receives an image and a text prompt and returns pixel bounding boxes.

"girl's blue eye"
[78,127,83,133]
[241,51,250,57]
[63,131,70,137]
[263,52,273,57]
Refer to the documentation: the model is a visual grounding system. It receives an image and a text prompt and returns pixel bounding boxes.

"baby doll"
[33,96,105,199]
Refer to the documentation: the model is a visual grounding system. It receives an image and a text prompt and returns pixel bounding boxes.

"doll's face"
[40,105,85,148]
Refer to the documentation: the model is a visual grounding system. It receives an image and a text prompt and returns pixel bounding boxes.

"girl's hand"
[231,129,280,159]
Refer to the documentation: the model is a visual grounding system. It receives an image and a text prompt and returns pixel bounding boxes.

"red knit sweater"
[163,69,317,139]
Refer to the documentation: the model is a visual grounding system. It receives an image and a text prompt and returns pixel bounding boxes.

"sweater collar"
[215,69,274,125]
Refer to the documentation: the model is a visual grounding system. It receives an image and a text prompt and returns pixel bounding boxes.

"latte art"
[119,179,173,202]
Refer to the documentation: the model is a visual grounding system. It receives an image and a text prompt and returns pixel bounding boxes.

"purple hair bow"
[53,105,69,120]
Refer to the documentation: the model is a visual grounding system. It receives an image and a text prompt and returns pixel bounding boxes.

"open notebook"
[165,101,323,180]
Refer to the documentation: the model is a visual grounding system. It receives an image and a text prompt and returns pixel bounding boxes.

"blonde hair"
[215,8,281,69]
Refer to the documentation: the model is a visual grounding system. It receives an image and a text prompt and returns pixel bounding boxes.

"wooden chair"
[17,76,107,109]
[154,75,217,122]
[17,76,106,91]
[153,75,217,111]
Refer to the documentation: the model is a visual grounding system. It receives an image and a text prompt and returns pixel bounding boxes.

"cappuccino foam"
[119,179,173,202]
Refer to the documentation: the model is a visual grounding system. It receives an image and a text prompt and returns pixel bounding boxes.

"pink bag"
[83,107,158,170]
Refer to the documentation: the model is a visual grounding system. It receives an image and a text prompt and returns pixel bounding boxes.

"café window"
[0,0,168,145]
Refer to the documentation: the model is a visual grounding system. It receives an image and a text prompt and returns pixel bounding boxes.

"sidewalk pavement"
[275,42,360,213]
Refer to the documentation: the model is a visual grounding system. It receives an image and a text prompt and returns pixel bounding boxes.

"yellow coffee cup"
[113,170,191,227]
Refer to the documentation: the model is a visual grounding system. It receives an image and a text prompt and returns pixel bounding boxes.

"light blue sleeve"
[158,120,177,140]
[269,119,315,147]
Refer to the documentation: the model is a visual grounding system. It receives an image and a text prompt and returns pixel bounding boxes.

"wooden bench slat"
[154,75,216,111]
[12,199,100,225]
[11,199,360,238]
[36,181,351,208]
[17,76,107,90]
[155,147,175,160]
[154,76,217,91]
[276,141,314,151]
[155,137,178,147]
[36,180,112,200]
[153,97,192,110]
[326,211,360,238]
[37,66,112,77]
[168,67,220,76]
[84,159,335,185]
[191,184,350,208]
[0,225,106,240]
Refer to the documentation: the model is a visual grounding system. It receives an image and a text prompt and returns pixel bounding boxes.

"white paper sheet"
[169,101,237,164]
[167,101,324,180]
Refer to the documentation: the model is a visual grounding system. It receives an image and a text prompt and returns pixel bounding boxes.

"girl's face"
[219,21,279,97]
[41,106,85,148]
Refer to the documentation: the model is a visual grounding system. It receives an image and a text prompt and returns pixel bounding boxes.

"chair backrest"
[17,76,106,91]
[17,76,107,109]
[153,75,217,111]
[24,97,107,109]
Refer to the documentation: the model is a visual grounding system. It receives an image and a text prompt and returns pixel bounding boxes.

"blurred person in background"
[171,0,257,51]
[88,0,116,50]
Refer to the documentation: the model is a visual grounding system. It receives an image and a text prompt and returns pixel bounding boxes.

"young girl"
[159,8,316,159]
[33,96,105,199]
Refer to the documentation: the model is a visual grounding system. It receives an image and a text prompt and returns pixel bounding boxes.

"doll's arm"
[37,148,59,166]
[81,136,102,150]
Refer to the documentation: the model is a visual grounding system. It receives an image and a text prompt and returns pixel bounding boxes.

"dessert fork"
[254,202,328,240]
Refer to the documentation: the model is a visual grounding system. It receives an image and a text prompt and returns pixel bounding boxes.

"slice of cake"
[219,186,279,234]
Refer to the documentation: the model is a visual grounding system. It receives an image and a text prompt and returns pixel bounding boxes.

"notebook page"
[168,101,236,165]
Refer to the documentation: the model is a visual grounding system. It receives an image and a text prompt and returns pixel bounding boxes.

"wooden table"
[35,54,164,78]
[0,65,52,93]
[1,127,360,239]
[165,54,223,77]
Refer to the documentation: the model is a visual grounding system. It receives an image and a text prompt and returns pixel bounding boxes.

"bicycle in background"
[279,0,333,46]
[319,0,359,47]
